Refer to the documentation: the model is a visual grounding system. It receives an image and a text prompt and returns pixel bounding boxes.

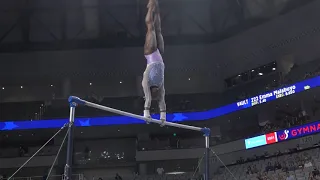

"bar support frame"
[64,102,76,180]
[67,96,211,180]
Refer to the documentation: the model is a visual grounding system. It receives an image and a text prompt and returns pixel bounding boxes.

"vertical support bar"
[64,104,76,180]
[204,135,210,180]
[201,127,211,180]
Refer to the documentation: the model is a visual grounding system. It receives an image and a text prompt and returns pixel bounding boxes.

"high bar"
[69,96,210,134]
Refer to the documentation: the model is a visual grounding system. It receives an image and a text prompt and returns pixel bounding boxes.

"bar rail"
[68,96,210,133]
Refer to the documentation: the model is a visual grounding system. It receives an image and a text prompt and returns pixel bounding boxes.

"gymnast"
[142,0,166,126]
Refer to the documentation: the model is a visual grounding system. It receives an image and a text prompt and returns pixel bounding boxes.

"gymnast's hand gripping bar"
[68,96,210,135]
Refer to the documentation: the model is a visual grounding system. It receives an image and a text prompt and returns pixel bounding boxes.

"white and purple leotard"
[142,49,166,112]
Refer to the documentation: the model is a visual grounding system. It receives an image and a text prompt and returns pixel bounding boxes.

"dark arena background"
[1,0,320,179]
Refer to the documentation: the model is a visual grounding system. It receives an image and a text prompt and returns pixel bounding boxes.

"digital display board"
[277,121,320,142]
[245,132,277,149]
[245,121,320,149]
[237,84,307,108]
[1,76,320,131]
[245,135,267,149]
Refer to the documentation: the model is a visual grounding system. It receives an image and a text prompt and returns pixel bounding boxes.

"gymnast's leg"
[142,0,158,120]
[154,4,164,54]
[153,0,166,124]
[144,0,157,55]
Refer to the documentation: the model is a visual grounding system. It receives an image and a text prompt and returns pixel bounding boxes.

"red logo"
[266,132,277,144]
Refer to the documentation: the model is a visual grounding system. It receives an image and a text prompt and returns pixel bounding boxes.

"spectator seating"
[214,147,320,180]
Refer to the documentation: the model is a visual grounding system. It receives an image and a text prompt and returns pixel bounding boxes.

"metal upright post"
[201,128,211,180]
[205,135,210,180]
[64,102,76,180]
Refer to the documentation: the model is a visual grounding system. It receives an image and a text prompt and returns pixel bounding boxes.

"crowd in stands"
[214,142,320,180]
[6,140,320,180]
[259,110,308,136]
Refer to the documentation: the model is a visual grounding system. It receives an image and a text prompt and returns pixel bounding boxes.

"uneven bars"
[68,96,210,133]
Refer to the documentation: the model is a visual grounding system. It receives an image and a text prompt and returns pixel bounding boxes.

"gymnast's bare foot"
[147,0,158,12]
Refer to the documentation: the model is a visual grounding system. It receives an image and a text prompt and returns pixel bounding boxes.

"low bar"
[68,96,202,132]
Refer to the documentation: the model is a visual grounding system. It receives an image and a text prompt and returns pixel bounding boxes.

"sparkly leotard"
[144,49,164,87]
[142,49,166,112]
